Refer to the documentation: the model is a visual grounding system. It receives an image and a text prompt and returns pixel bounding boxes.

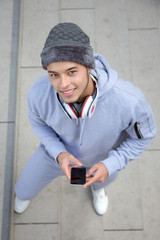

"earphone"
[57,74,99,119]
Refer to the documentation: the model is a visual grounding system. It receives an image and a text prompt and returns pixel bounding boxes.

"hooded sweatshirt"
[27,54,156,176]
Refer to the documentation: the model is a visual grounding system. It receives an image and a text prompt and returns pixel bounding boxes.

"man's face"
[47,61,94,104]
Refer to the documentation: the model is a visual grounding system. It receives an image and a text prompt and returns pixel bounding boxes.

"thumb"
[86,165,97,177]
[71,156,83,167]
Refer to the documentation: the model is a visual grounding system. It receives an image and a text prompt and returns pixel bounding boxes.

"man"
[14,22,156,215]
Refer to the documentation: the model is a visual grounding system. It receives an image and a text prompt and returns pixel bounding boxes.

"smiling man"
[14,22,156,215]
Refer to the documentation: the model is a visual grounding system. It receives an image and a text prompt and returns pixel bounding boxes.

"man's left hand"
[83,162,109,188]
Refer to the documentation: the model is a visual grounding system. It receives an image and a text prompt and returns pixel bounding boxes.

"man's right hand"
[57,152,83,180]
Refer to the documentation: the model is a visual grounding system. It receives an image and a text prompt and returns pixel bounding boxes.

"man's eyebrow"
[48,66,78,73]
[67,66,78,71]
[48,70,56,73]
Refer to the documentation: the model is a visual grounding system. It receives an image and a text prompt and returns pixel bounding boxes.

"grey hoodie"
[27,54,156,176]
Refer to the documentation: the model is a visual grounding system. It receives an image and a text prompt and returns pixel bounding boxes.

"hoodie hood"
[91,54,118,98]
[78,54,118,145]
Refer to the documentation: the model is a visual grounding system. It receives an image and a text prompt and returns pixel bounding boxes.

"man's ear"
[87,67,92,73]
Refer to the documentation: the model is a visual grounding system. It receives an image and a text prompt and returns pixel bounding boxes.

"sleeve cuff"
[101,154,121,176]
[46,142,67,163]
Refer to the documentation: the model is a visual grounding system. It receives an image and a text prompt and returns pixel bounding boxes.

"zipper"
[134,122,144,139]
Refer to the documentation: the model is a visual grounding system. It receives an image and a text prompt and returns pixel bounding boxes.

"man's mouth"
[61,88,76,96]
[63,89,74,94]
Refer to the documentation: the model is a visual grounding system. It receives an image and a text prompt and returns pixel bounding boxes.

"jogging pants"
[15,144,118,200]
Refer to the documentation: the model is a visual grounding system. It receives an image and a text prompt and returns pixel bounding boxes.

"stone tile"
[129,29,160,149]
[139,151,160,240]
[103,230,143,240]
[21,0,59,67]
[95,0,131,80]
[60,9,96,50]
[0,0,13,121]
[127,0,158,29]
[15,68,46,179]
[14,68,60,224]
[61,0,94,9]
[0,124,7,237]
[103,160,143,230]
[14,224,59,240]
[155,0,160,28]
[14,178,60,224]
[60,177,103,240]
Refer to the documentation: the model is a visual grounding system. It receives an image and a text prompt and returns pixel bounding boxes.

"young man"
[14,22,156,215]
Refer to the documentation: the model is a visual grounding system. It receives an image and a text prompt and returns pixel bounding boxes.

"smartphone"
[70,167,86,186]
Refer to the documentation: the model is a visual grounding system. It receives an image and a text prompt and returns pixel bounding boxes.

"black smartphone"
[70,167,86,186]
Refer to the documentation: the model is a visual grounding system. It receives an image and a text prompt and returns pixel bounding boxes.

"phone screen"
[70,167,86,185]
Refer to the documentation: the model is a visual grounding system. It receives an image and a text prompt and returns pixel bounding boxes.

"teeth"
[63,89,73,94]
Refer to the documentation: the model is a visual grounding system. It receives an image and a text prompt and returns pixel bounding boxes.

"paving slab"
[139,151,160,240]
[129,29,160,149]
[14,68,45,180]
[13,66,60,230]
[14,178,60,224]
[103,160,142,230]
[0,124,8,237]
[155,0,160,28]
[103,230,143,240]
[95,0,131,80]
[60,177,103,240]
[0,0,13,121]
[127,0,158,29]
[21,0,59,67]
[14,224,59,240]
[61,0,94,9]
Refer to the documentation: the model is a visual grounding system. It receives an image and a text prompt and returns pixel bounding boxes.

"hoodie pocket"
[135,115,156,139]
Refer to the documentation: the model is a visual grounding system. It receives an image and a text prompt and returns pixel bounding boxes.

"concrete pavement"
[1,0,160,239]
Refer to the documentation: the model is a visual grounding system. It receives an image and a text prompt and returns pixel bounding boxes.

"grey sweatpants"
[15,144,118,200]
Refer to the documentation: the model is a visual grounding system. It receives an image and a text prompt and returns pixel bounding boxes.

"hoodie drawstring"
[79,119,86,146]
[75,118,79,127]
[75,118,86,145]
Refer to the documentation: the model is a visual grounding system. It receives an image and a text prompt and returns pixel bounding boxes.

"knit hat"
[40,22,95,70]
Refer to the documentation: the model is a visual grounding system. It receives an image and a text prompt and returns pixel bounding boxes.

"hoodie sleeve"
[101,100,157,176]
[27,94,67,161]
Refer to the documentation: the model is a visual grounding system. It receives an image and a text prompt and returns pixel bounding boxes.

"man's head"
[40,22,95,70]
[40,23,96,104]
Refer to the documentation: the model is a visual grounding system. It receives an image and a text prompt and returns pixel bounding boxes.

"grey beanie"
[40,22,95,70]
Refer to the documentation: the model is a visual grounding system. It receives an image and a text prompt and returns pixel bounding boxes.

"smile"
[61,88,76,97]
[63,89,74,94]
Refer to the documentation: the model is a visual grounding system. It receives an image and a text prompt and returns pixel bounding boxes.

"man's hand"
[83,162,109,188]
[57,152,83,180]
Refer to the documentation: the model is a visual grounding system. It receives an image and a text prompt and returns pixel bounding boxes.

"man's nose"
[60,75,70,88]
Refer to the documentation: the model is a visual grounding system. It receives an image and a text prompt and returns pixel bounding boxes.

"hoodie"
[27,54,157,176]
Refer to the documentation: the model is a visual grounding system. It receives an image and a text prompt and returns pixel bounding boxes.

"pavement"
[0,0,160,239]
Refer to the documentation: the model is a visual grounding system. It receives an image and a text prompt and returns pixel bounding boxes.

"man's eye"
[69,71,76,75]
[51,73,58,78]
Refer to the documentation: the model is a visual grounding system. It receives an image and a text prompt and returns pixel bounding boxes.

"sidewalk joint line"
[21,66,42,69]
[14,222,59,225]
[0,121,15,124]
[61,8,94,10]
[129,27,158,31]
[146,149,160,152]
[104,228,143,232]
